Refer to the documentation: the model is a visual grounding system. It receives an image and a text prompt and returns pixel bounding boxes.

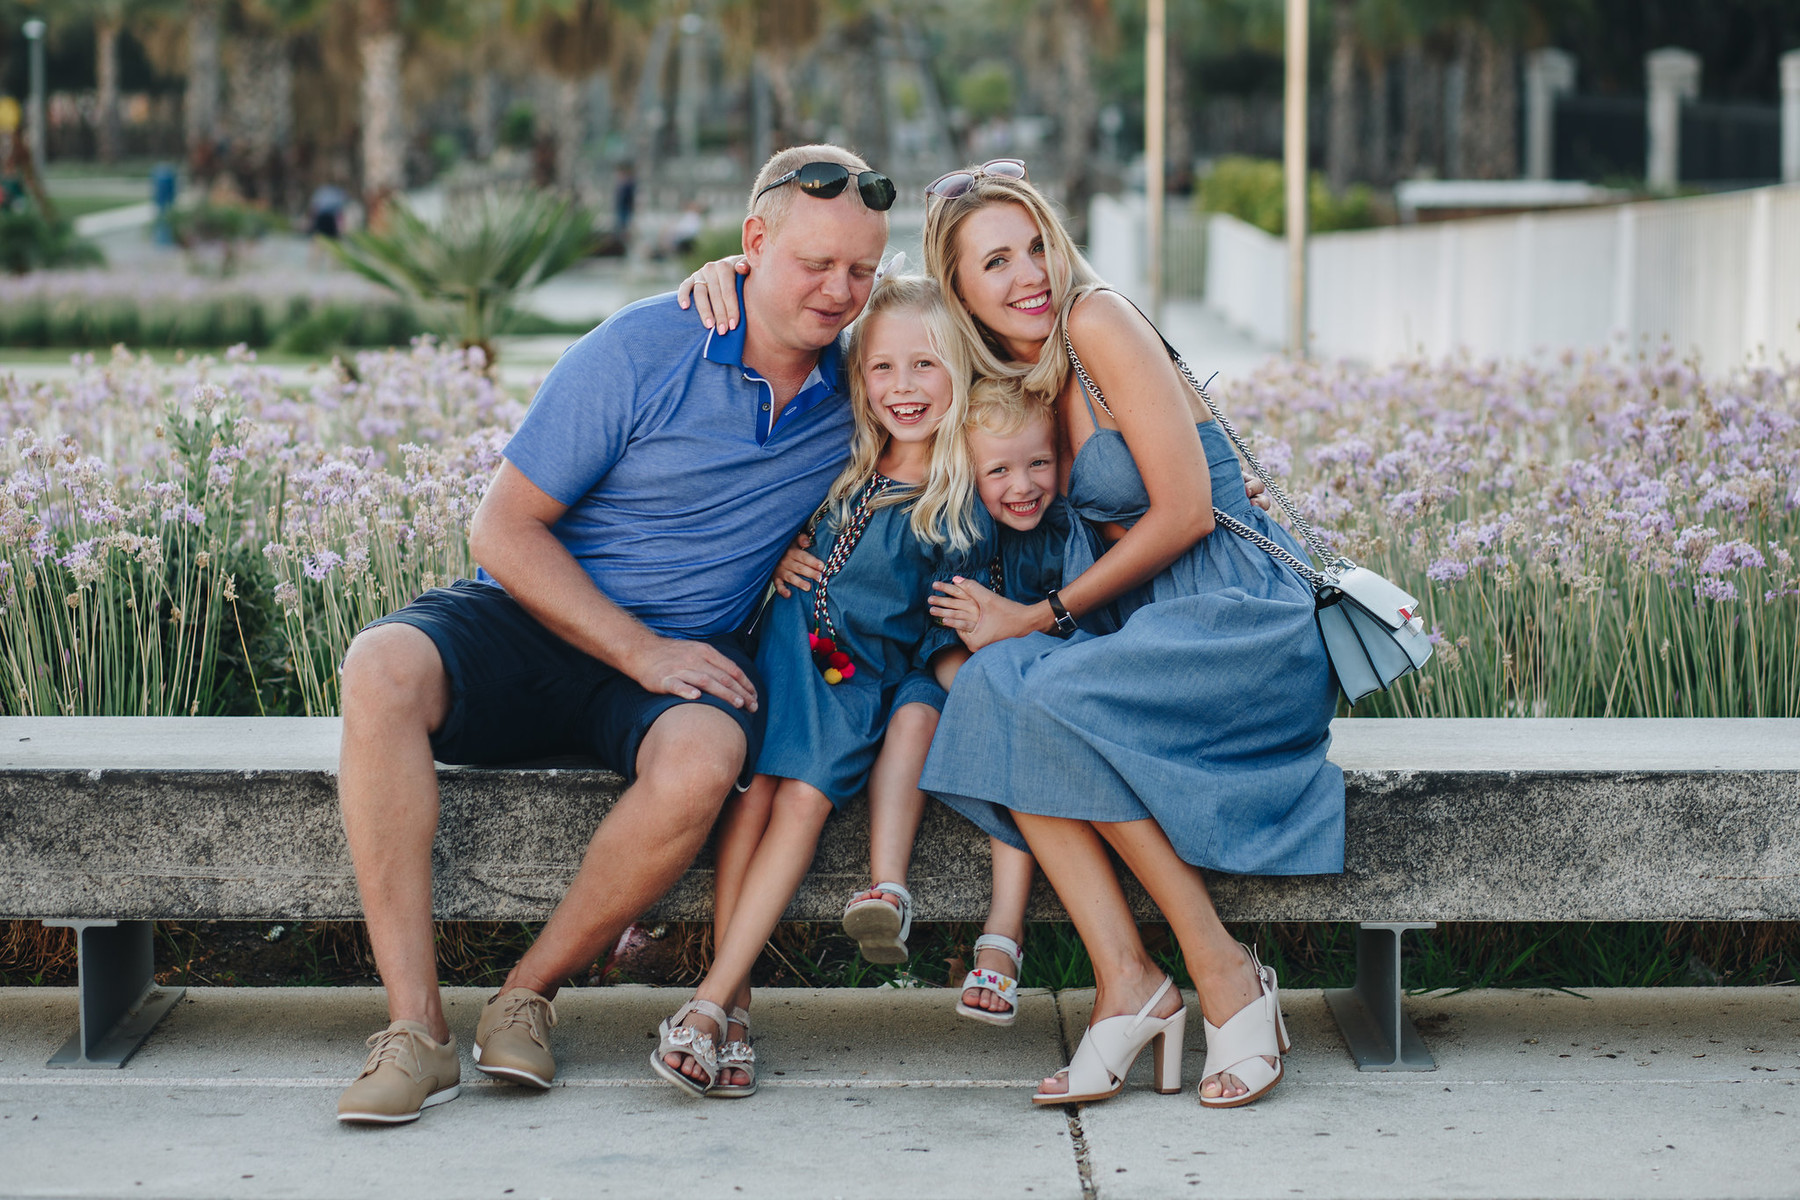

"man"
[334,144,893,1124]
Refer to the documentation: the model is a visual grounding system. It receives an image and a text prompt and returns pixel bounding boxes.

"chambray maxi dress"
[888,495,1088,716]
[754,480,984,809]
[919,382,1345,876]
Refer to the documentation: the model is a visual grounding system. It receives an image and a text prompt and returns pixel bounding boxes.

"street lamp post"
[23,17,46,171]
[1283,0,1308,357]
[1145,0,1166,324]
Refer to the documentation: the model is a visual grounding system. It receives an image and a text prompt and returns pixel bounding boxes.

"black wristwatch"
[1044,588,1078,638]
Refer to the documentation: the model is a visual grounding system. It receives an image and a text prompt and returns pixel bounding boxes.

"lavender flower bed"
[0,342,1795,719]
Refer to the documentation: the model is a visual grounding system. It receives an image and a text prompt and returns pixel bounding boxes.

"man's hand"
[676,255,749,331]
[627,634,759,712]
[772,533,824,598]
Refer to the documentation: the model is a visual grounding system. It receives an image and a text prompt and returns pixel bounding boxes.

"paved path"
[3,985,1795,1199]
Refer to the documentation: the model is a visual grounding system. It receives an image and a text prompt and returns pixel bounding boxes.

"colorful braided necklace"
[809,474,900,684]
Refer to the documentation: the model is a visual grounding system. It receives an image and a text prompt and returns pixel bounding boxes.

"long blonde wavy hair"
[824,274,983,554]
[921,173,1104,407]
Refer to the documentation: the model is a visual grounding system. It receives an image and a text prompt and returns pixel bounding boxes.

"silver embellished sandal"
[650,998,727,1098]
[708,1005,757,1099]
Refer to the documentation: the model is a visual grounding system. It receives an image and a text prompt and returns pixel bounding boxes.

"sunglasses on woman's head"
[755,162,898,212]
[924,159,1029,202]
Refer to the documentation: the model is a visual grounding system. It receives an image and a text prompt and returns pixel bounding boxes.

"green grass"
[8,919,1795,991]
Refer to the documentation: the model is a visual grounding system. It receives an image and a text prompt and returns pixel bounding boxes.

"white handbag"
[1064,329,1433,706]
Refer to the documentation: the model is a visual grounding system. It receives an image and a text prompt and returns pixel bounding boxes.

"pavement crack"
[1050,988,1099,1200]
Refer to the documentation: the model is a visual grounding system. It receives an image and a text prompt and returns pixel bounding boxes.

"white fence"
[1192,184,1800,367]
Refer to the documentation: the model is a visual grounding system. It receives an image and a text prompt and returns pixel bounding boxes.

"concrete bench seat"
[4,716,1798,1073]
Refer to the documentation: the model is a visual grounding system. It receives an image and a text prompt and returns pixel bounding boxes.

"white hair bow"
[874,250,909,282]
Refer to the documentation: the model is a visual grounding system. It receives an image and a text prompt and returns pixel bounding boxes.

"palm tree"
[185,0,224,179]
[506,0,630,191]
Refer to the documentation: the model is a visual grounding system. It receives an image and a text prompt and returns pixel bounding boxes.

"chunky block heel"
[1032,976,1187,1106]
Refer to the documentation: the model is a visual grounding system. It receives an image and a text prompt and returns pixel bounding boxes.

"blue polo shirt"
[497,281,854,638]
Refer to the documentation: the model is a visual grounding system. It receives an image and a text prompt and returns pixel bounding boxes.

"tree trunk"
[555,76,586,191]
[1364,50,1390,187]
[1461,25,1518,179]
[185,0,223,180]
[1326,0,1357,192]
[469,68,497,161]
[360,0,405,224]
[96,18,122,164]
[630,18,673,202]
[225,34,293,206]
[1035,0,1096,234]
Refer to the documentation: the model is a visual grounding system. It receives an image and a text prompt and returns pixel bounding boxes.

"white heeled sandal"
[1197,943,1290,1109]
[955,933,1024,1027]
[1031,975,1186,1106]
[841,881,913,964]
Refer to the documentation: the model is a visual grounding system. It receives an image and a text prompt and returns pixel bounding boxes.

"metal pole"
[24,18,46,171]
[1145,0,1166,324]
[1283,0,1309,357]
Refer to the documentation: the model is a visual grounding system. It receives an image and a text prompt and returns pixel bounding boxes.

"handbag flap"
[1331,566,1423,632]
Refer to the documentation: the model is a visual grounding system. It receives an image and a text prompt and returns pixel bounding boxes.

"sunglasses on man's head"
[755,162,898,212]
[924,159,1029,202]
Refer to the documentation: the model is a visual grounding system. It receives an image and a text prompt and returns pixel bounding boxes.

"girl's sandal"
[1197,943,1291,1110]
[841,880,913,964]
[709,1005,757,1099]
[649,998,727,1098]
[955,933,1025,1027]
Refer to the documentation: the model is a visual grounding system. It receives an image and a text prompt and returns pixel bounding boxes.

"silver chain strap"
[1061,329,1348,587]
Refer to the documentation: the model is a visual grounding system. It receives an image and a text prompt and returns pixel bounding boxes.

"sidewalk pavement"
[3,984,1796,1199]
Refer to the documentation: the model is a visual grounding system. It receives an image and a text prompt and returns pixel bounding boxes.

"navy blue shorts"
[367,580,765,785]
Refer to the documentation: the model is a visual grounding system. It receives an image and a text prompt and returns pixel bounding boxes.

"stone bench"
[4,716,1797,1074]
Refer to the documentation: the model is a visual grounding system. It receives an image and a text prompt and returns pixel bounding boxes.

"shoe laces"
[360,1027,418,1078]
[491,992,557,1046]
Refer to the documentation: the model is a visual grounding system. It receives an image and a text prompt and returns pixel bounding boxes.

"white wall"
[1190,185,1800,369]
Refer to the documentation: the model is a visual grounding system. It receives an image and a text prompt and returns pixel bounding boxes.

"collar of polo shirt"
[701,271,845,391]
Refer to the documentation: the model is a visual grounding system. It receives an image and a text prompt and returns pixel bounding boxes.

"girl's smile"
[861,311,954,462]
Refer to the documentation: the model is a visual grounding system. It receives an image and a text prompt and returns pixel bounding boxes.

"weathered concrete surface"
[1075,987,1800,1200]
[4,985,1798,1200]
[1,985,1081,1200]
[4,717,1799,922]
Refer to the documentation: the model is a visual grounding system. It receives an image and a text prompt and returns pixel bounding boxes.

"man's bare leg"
[339,624,454,1044]
[503,704,746,997]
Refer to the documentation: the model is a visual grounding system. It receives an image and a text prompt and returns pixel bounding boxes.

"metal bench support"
[1323,921,1437,1072]
[43,920,185,1069]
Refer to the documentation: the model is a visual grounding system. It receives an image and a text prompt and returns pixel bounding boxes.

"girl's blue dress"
[755,485,984,808]
[919,389,1345,876]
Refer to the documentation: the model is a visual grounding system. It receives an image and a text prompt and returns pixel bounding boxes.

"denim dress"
[754,485,982,808]
[919,388,1345,876]
[888,496,1089,716]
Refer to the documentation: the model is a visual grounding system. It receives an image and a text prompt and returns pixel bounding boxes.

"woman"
[681,164,1342,1108]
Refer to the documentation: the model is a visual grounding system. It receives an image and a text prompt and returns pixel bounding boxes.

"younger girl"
[651,274,987,1098]
[839,378,1095,1026]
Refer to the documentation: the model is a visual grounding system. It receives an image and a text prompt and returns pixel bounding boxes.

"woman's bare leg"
[1011,812,1182,1096]
[1094,817,1272,1101]
[962,840,1034,1014]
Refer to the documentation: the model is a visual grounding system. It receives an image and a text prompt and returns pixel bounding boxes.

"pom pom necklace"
[809,474,898,684]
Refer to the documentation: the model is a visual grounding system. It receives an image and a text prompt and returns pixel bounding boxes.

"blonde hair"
[967,374,1055,441]
[747,143,883,241]
[825,275,983,554]
[921,173,1103,407]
